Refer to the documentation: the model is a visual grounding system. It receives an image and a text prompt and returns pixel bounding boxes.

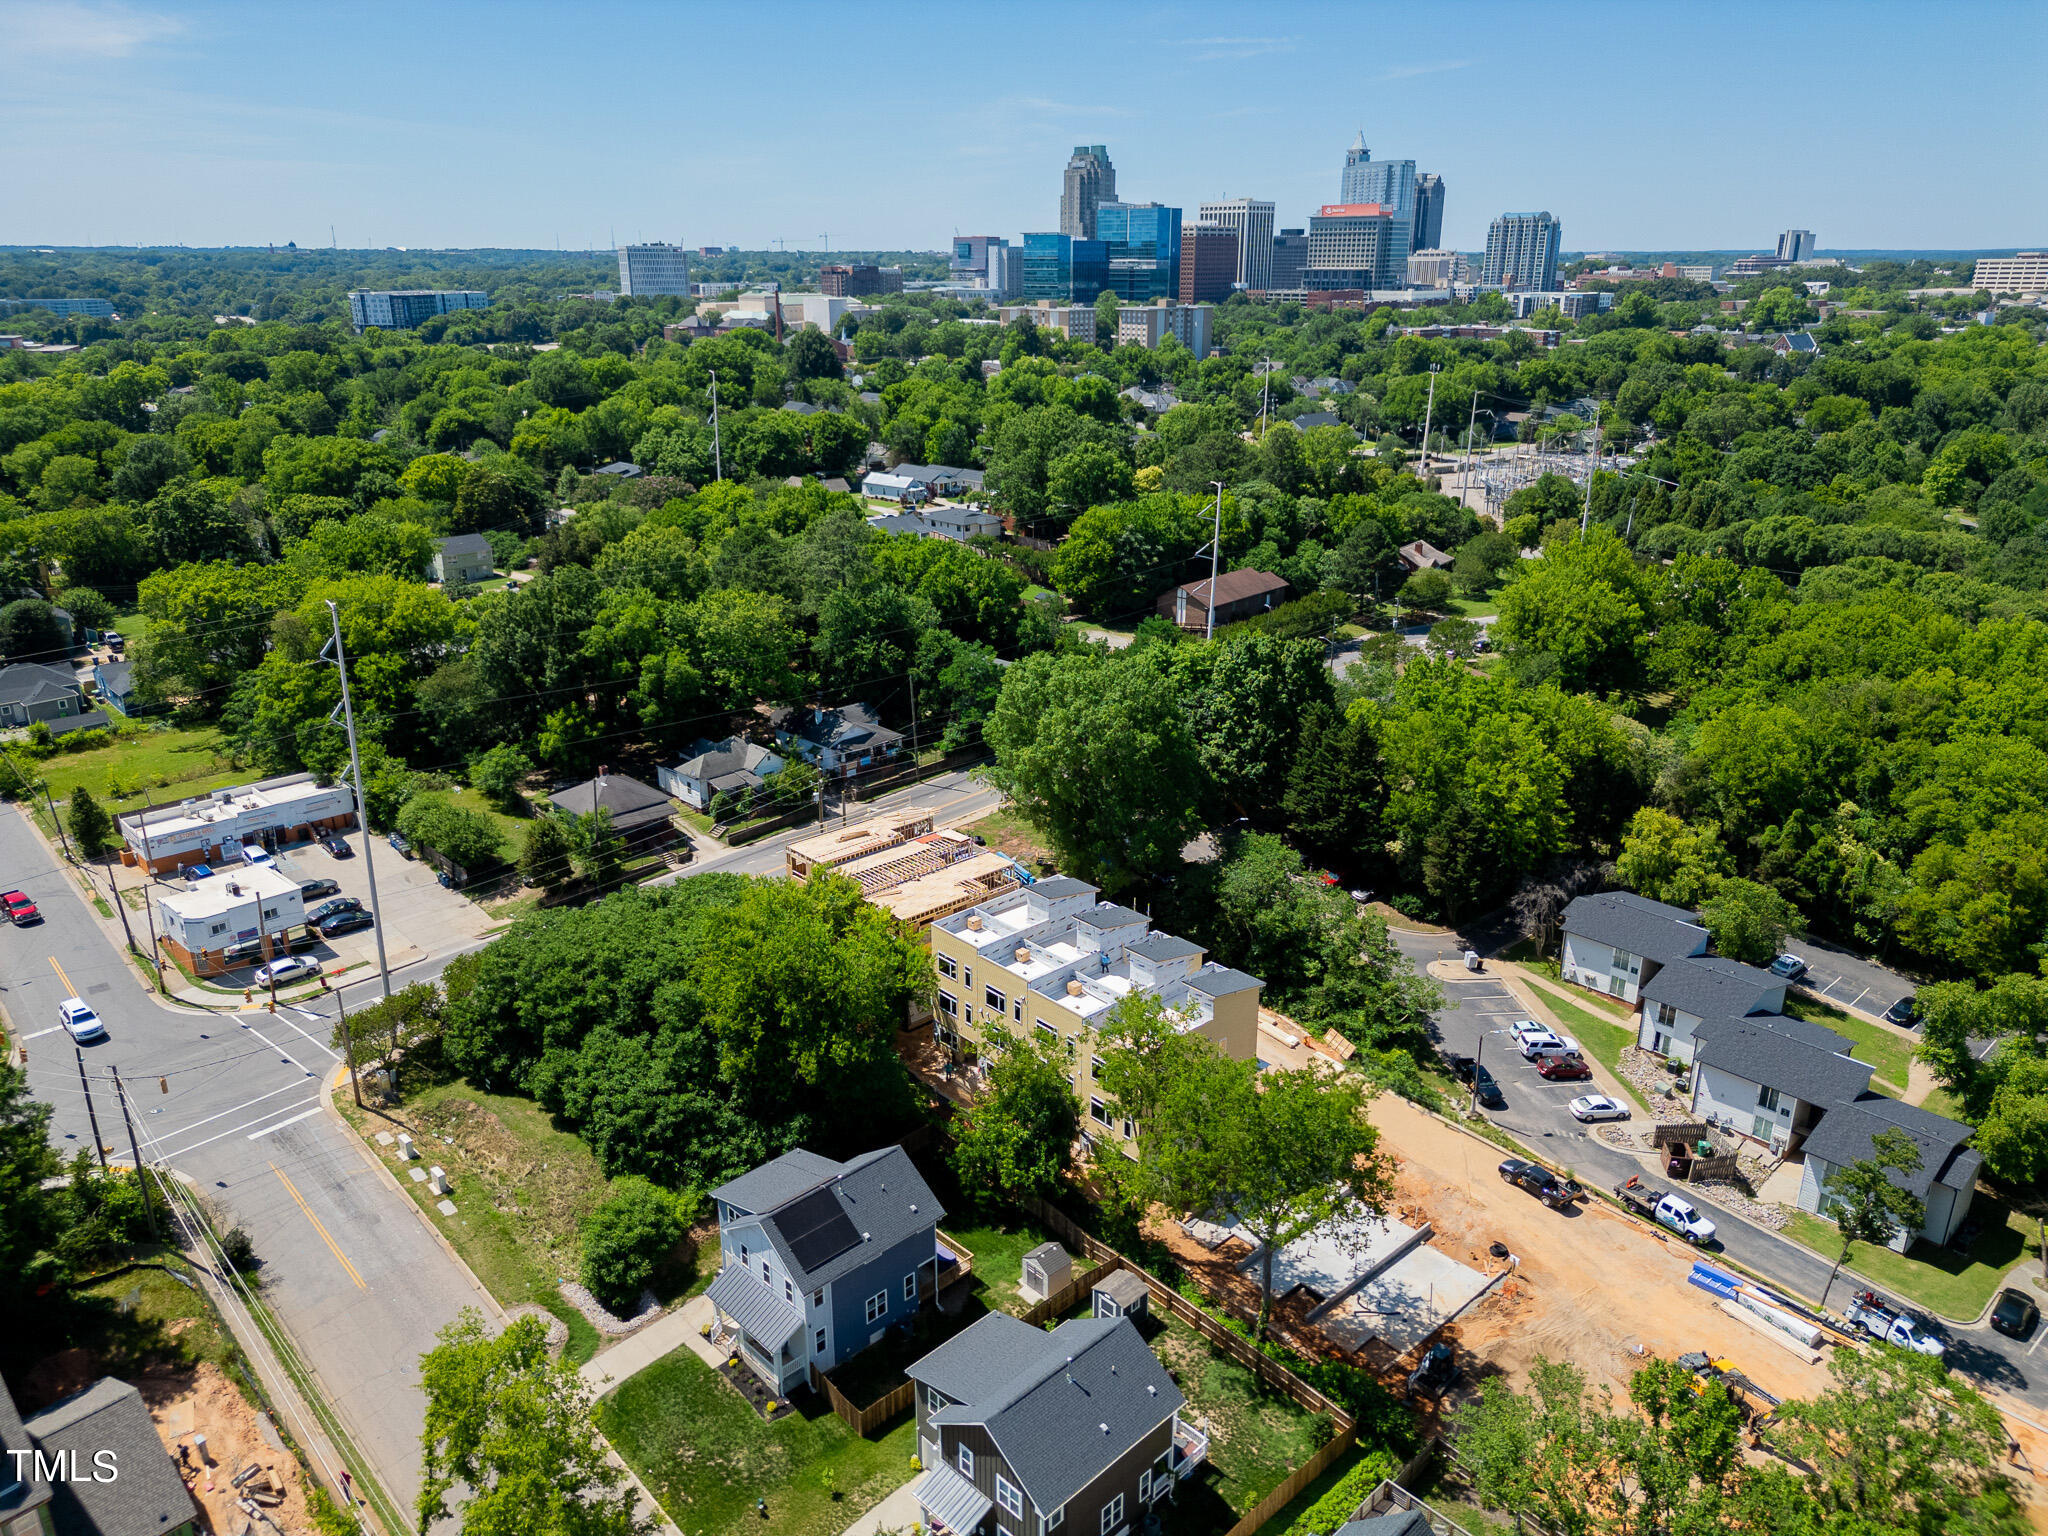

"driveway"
[1389,926,2048,1418]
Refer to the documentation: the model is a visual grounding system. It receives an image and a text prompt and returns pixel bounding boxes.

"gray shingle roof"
[547,771,676,832]
[1337,1513,1432,1536]
[96,659,134,693]
[0,663,79,706]
[0,1377,54,1528]
[712,1146,944,1291]
[1187,966,1264,998]
[676,736,775,781]
[1640,955,1782,1020]
[436,533,494,559]
[1693,1017,1874,1107]
[1802,1094,1979,1199]
[1127,933,1202,963]
[913,1314,1183,1512]
[46,710,110,738]
[1028,876,1096,900]
[1562,891,1709,965]
[1079,903,1149,932]
[23,1378,195,1536]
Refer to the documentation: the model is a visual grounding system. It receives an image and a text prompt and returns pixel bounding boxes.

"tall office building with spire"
[1338,133,1420,282]
[1060,145,1117,239]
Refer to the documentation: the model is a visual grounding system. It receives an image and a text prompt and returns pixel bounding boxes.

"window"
[996,1476,1024,1518]
[1037,1020,1061,1044]
[739,1243,749,1265]
[1121,1118,1135,1139]
[262,905,279,920]
[1041,1506,1065,1533]
[1655,1002,1677,1029]
[866,1290,889,1324]
[985,985,1007,1013]
[957,1444,974,1478]
[813,1289,824,1308]
[761,1258,771,1283]
[1099,1493,1124,1533]
[1090,1054,1105,1075]
[1013,996,1023,1022]
[785,1280,794,1303]
[209,921,228,936]
[938,990,958,1017]
[1137,1470,1151,1503]
[965,966,973,991]
[1090,1097,1109,1125]
[938,952,957,978]
[904,1273,918,1302]
[1758,1085,1783,1113]
[815,1328,826,1353]
[927,1386,945,1414]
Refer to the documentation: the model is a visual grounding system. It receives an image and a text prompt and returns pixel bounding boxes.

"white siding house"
[1557,891,1709,1005]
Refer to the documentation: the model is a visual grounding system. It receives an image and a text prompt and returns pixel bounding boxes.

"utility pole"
[1260,355,1272,436]
[334,983,361,1108]
[1205,481,1226,642]
[76,1045,108,1169]
[1580,413,1603,538]
[709,368,723,482]
[97,851,136,954]
[1463,390,1481,508]
[323,602,392,1000]
[137,792,164,988]
[1419,364,1440,477]
[110,1066,157,1237]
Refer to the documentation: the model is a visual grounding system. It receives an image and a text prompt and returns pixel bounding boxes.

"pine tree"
[1282,702,1384,863]
[67,786,116,861]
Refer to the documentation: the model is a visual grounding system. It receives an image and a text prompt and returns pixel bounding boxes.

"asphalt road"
[1783,935,1917,1022]
[1390,927,2048,1416]
[0,807,494,1528]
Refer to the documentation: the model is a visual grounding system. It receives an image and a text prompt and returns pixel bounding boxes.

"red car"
[3,890,39,925]
[1535,1052,1591,1081]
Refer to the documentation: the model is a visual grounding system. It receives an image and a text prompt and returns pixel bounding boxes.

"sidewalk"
[579,1293,721,1396]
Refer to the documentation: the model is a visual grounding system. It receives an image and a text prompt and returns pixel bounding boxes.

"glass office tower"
[1095,202,1182,302]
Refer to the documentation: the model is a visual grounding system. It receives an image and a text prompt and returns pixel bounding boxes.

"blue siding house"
[94,657,138,715]
[707,1146,945,1396]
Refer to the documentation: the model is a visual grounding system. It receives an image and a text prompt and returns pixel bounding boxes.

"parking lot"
[1782,935,1917,1022]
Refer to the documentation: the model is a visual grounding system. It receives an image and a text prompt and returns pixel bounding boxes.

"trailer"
[1612,1178,1718,1244]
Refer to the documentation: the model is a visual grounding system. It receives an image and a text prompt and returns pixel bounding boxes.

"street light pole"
[709,368,723,482]
[1580,413,1603,538]
[324,602,392,1000]
[1419,364,1440,477]
[1205,481,1225,642]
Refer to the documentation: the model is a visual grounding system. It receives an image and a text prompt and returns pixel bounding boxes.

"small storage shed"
[1092,1269,1150,1321]
[1019,1241,1071,1302]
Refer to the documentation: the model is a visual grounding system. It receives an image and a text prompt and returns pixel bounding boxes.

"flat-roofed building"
[118,773,358,873]
[155,865,305,974]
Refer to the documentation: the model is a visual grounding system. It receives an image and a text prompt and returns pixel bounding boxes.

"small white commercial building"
[119,773,358,874]
[155,866,306,976]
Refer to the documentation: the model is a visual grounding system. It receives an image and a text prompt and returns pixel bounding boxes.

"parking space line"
[270,1161,365,1290]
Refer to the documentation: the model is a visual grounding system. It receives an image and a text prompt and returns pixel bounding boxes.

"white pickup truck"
[1612,1179,1718,1244]
[1842,1292,1946,1358]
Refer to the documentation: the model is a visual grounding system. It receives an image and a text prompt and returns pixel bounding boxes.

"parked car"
[306,896,363,924]
[1446,1057,1504,1108]
[1881,995,1917,1028]
[324,836,353,858]
[1499,1158,1583,1207]
[1990,1288,2039,1340]
[1568,1094,1631,1122]
[1535,1052,1592,1081]
[253,955,321,988]
[1842,1291,1946,1358]
[1512,1020,1579,1060]
[3,890,40,925]
[316,909,374,938]
[222,932,315,967]
[298,878,341,901]
[388,831,413,859]
[184,863,215,880]
[58,997,106,1043]
[1768,953,1808,980]
[1612,1179,1717,1244]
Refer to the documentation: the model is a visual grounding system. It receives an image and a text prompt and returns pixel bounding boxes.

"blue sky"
[3,0,2040,254]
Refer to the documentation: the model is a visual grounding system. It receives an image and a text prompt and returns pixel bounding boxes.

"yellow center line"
[47,956,75,996]
[269,1161,366,1290]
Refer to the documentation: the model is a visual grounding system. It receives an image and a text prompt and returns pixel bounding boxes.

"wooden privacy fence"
[1016,1195,1357,1431]
[1221,1424,1358,1536]
[1016,1256,1119,1326]
[811,1367,916,1436]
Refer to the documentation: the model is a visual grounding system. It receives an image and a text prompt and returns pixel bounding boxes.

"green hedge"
[1280,1446,1402,1536]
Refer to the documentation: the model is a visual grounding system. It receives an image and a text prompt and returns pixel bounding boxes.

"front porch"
[707,1263,809,1402]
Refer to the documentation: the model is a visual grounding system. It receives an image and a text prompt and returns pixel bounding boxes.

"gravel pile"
[558,1279,662,1336]
[503,1304,571,1355]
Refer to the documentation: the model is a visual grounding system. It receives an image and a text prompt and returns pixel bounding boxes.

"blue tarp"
[1687,1261,1741,1300]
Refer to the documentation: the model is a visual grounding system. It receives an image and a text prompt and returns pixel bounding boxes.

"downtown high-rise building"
[1060,145,1117,239]
[1270,228,1309,290]
[1414,173,1446,252]
[1195,198,1275,290]
[1179,223,1240,302]
[1482,211,1563,290]
[1096,202,1182,302]
[616,242,692,297]
[1338,135,1417,276]
[1777,228,1816,263]
[1306,204,1398,290]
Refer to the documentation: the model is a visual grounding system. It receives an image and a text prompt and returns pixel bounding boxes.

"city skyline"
[1,0,2039,252]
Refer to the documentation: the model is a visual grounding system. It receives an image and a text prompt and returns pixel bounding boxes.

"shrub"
[221,1228,258,1271]
[1282,1446,1402,1536]
[468,743,532,808]
[580,1178,700,1313]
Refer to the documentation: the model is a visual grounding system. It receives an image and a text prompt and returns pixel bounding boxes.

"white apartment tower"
[1196,198,1275,291]
[617,242,692,298]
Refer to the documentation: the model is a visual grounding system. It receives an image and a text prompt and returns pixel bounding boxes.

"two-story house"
[1688,1013,1874,1154]
[707,1146,944,1399]
[772,702,906,779]
[906,1312,1205,1536]
[928,876,1262,1154]
[1636,954,1786,1063]
[1558,890,1710,1006]
[1798,1093,1982,1251]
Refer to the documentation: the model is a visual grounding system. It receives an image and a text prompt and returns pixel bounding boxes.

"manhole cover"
[87,984,111,995]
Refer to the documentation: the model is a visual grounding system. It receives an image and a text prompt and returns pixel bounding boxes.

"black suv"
[1445,1053,1505,1107]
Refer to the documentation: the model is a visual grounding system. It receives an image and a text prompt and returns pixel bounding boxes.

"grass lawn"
[1782,1199,2038,1320]
[1524,978,1651,1111]
[598,1347,918,1536]
[673,803,718,835]
[1146,1311,1328,1521]
[334,1078,690,1365]
[34,724,243,815]
[1783,992,1912,1094]
[1448,595,1500,620]
[934,1210,1063,1316]
[443,785,535,863]
[963,805,1052,872]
